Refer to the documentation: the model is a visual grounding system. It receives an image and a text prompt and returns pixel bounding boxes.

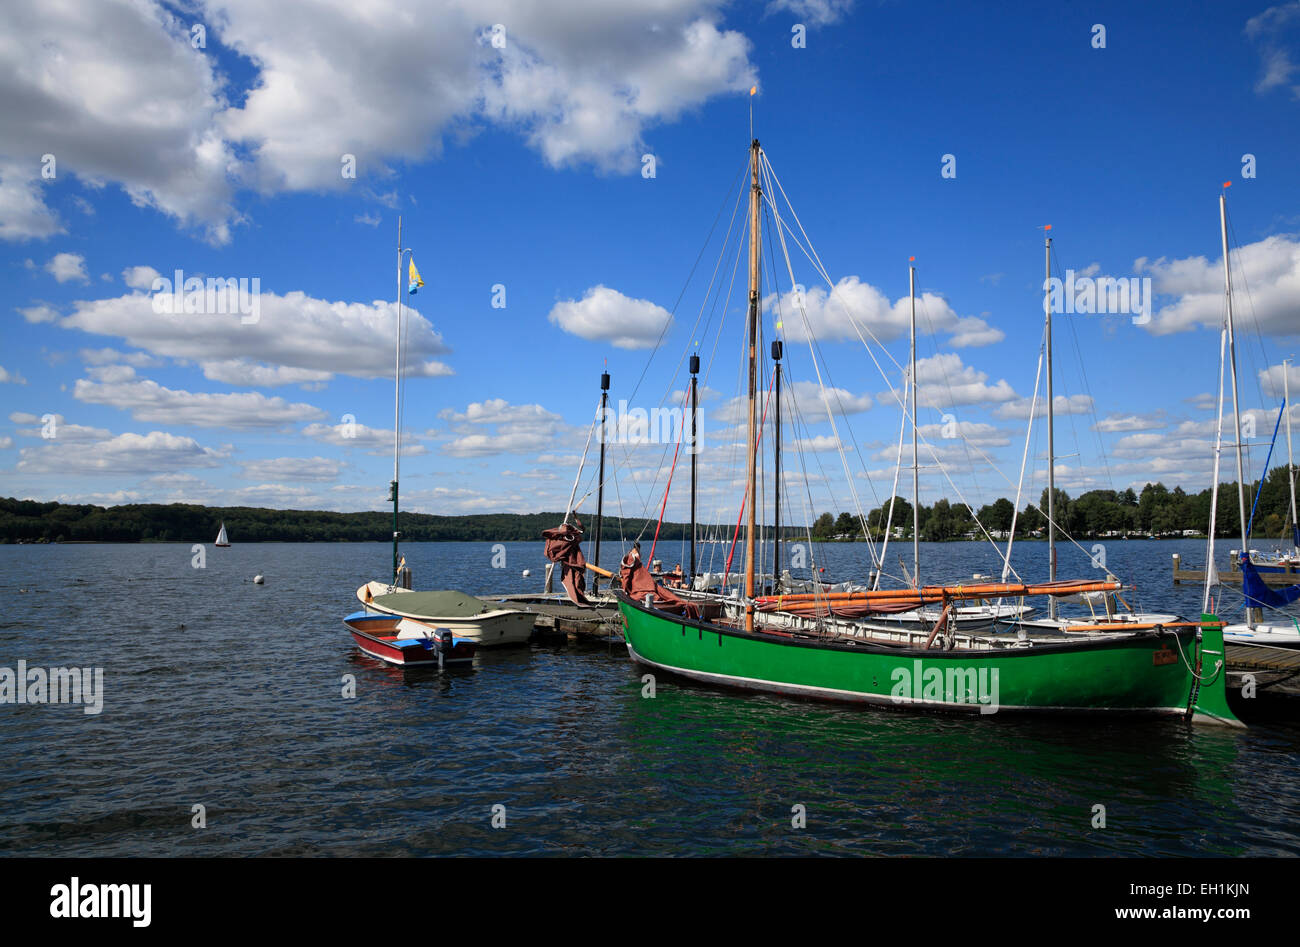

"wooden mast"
[744,138,761,632]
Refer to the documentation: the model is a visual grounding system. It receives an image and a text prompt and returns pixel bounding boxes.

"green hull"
[618,597,1241,725]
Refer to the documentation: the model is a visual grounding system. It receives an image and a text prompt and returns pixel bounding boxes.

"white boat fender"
[253,575,265,584]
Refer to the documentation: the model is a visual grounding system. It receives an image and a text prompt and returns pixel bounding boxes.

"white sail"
[215,522,229,546]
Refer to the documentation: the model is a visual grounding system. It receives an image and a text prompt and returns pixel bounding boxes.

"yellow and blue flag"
[408,258,424,295]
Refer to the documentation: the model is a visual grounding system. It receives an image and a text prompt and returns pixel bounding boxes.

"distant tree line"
[0,498,718,545]
[808,468,1297,543]
[2,467,1295,544]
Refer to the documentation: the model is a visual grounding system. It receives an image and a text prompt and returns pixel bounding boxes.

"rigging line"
[914,290,988,513]
[597,172,747,516]
[1225,211,1271,405]
[1246,400,1287,539]
[918,431,1015,577]
[784,375,859,597]
[719,297,758,591]
[723,370,778,586]
[1204,323,1229,612]
[787,406,835,613]
[627,185,753,540]
[874,362,910,589]
[1003,335,1046,583]
[880,259,1101,575]
[697,328,749,582]
[757,164,886,549]
[674,163,750,401]
[563,401,602,524]
[761,159,880,570]
[783,416,826,603]
[771,204,906,399]
[762,155,908,380]
[928,418,1098,575]
[1055,245,1115,492]
[622,158,747,413]
[1220,215,1260,495]
[1048,243,1105,493]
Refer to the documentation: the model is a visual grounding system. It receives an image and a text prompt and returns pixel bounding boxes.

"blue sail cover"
[1241,553,1300,609]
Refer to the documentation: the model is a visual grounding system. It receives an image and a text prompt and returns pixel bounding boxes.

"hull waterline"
[343,612,477,667]
[617,594,1241,725]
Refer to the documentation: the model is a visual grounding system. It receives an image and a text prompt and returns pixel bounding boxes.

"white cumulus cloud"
[548,285,673,349]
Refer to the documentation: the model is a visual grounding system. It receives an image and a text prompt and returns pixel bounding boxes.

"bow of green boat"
[616,593,1243,726]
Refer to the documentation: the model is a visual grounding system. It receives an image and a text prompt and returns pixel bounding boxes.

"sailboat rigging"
[1207,186,1300,660]
[612,135,1239,724]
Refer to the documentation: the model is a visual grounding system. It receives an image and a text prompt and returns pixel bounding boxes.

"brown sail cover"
[620,553,700,619]
[542,519,590,606]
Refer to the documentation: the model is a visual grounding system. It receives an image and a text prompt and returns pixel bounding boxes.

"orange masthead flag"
[750,85,757,96]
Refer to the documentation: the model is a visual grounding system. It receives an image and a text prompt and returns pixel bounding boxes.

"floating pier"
[478,594,625,642]
[1172,553,1300,586]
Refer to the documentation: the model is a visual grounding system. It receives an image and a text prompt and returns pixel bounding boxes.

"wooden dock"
[1172,553,1300,586]
[478,593,625,642]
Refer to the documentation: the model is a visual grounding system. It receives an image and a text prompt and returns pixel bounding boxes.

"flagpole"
[392,216,403,583]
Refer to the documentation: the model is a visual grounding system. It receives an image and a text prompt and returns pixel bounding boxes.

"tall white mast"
[1221,189,1252,627]
[1286,357,1298,552]
[910,262,920,587]
[392,216,404,582]
[1045,232,1057,618]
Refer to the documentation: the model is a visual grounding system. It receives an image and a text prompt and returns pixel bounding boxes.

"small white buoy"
[522,569,531,577]
[253,574,265,584]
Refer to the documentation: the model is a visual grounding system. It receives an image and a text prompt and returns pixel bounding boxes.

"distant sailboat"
[215,522,230,547]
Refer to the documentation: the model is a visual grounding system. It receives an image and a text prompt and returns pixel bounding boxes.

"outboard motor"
[434,628,454,669]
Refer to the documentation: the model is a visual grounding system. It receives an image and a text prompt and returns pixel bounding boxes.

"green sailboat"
[615,139,1240,726]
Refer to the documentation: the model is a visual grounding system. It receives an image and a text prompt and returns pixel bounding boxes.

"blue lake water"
[1,538,1298,856]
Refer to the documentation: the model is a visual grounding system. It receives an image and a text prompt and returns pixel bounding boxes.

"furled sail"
[542,518,590,606]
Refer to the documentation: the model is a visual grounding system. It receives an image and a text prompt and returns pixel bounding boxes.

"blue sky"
[2,0,1299,530]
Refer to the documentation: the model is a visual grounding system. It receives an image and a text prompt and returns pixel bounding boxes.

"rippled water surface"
[2,539,1298,856]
